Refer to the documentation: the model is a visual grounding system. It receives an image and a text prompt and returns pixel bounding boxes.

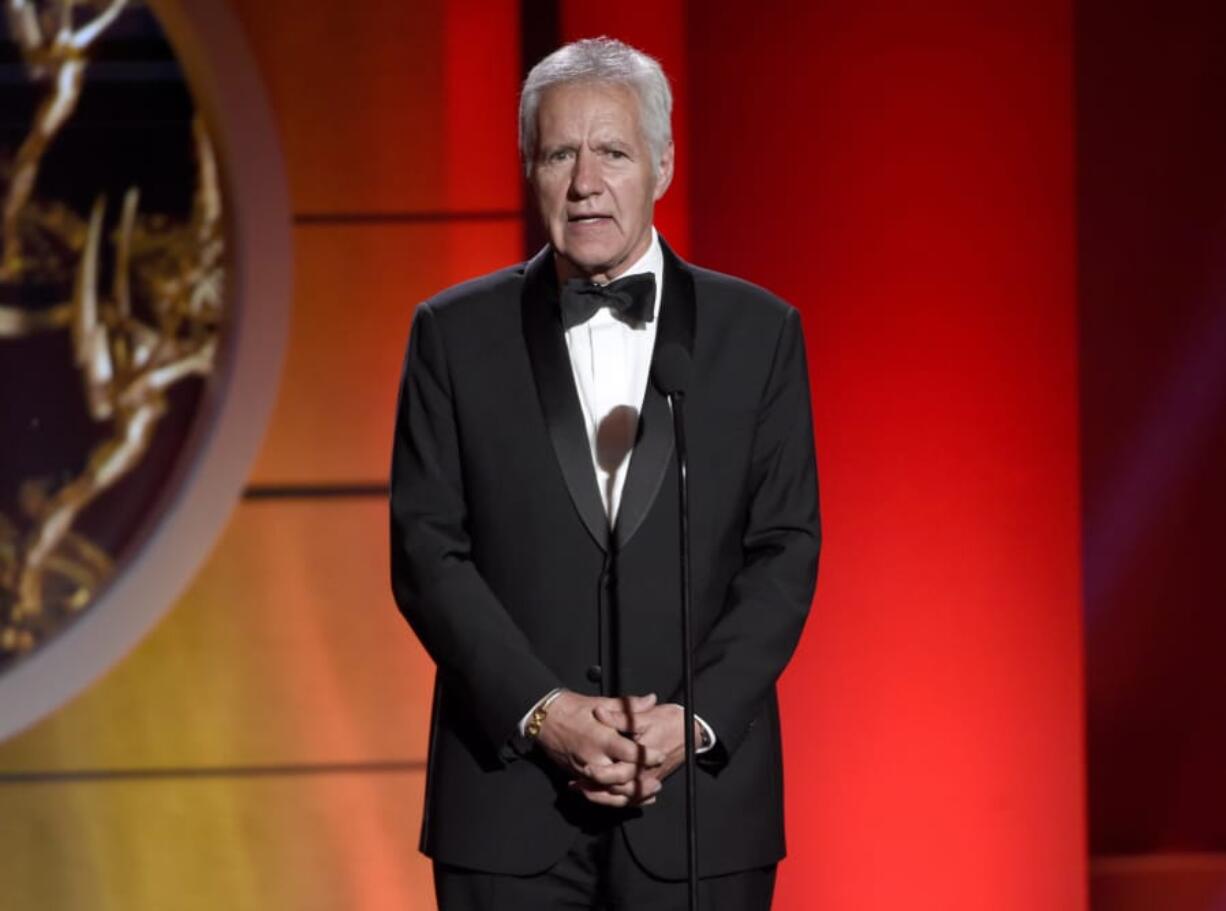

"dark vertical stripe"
[519,0,560,258]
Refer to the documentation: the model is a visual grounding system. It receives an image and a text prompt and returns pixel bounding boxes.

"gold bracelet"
[526,689,564,739]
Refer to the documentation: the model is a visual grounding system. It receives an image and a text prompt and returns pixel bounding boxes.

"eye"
[545,148,573,164]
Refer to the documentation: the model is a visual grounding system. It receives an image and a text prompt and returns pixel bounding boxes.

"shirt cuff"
[519,693,716,754]
[693,713,717,754]
[666,704,717,754]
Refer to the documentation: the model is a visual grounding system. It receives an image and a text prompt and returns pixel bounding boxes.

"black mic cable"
[651,342,698,911]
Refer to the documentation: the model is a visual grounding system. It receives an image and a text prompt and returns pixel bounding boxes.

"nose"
[568,148,601,199]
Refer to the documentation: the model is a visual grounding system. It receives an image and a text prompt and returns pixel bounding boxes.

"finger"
[603,733,664,767]
[613,790,660,808]
[570,781,631,807]
[592,705,622,726]
[583,791,630,807]
[604,777,663,799]
[593,706,648,733]
[581,759,641,786]
[598,693,656,716]
[619,692,658,712]
[569,779,660,808]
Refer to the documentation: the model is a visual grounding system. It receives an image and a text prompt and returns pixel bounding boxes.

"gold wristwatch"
[526,689,564,739]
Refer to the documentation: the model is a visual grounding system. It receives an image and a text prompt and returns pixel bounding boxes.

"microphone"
[652,342,698,911]
[651,343,691,397]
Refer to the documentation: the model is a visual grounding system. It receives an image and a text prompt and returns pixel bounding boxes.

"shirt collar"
[615,227,663,285]
[561,229,663,332]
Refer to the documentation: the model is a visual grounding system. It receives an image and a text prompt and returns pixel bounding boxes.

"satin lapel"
[521,247,610,551]
[614,239,697,550]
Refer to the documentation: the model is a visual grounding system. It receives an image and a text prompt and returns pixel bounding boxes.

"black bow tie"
[559,273,656,330]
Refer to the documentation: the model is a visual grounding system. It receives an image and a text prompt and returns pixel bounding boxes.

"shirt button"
[586,664,603,684]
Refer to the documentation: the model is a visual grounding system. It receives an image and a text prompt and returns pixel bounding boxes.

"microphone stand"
[666,386,698,911]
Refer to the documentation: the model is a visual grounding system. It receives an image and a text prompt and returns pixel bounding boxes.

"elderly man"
[391,37,819,910]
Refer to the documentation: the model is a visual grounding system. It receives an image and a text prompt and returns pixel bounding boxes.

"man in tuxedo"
[390,37,819,910]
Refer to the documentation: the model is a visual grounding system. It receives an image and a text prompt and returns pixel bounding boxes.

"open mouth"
[568,214,612,225]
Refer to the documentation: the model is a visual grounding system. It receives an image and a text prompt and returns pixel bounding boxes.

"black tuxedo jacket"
[390,239,820,880]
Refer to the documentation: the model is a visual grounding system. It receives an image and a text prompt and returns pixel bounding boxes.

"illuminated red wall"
[686,3,1087,908]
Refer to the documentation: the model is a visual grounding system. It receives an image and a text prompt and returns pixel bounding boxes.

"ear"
[653,140,675,200]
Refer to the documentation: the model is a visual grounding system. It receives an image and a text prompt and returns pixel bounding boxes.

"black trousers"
[434,825,776,910]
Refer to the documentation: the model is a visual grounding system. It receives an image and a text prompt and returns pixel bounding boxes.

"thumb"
[623,692,658,711]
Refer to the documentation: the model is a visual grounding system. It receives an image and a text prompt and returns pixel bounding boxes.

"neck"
[552,255,624,287]
[551,231,655,287]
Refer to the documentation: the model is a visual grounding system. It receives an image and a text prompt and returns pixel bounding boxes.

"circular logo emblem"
[0,0,291,741]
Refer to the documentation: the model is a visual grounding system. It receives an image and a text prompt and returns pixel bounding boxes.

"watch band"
[525,689,565,739]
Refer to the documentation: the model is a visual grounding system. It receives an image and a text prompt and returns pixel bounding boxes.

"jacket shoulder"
[686,263,796,326]
[420,261,528,322]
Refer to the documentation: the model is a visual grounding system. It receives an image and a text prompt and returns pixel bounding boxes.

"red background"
[3,2,1224,908]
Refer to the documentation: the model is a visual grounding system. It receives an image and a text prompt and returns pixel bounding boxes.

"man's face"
[529,81,674,284]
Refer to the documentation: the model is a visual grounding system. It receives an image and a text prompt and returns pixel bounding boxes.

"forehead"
[535,81,644,142]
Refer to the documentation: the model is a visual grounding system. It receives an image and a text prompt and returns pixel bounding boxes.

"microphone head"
[652,343,692,396]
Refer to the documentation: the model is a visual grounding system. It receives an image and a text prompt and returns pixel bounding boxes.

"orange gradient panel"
[559,1,691,257]
[689,3,1085,909]
[0,500,432,771]
[0,4,531,910]
[250,220,521,485]
[231,0,446,214]
[0,772,430,911]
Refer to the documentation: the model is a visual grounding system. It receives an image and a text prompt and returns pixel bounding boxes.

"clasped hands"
[535,691,696,808]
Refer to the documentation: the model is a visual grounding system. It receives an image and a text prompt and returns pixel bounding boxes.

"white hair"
[519,37,673,178]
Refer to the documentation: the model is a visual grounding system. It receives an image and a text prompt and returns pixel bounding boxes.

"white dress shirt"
[563,230,662,525]
[518,230,715,753]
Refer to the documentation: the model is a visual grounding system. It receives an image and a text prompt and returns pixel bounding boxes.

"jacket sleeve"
[682,306,821,767]
[389,301,561,759]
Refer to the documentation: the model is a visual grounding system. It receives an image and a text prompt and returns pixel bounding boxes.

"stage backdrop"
[0,1,1110,909]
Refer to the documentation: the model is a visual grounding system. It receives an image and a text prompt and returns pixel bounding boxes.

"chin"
[558,248,618,277]
[557,231,620,261]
